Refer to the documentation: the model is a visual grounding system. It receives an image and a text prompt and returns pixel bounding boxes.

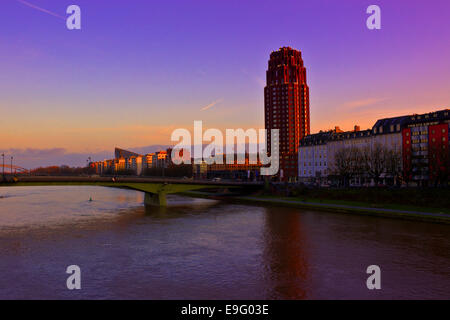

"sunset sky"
[1,0,449,167]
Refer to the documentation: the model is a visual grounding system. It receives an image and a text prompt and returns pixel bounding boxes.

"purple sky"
[1,0,449,168]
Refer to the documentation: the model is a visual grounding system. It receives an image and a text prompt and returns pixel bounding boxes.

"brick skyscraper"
[264,47,310,181]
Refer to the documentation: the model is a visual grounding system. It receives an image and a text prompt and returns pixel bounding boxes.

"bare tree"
[429,144,450,186]
[385,146,402,186]
[333,147,352,187]
[350,146,366,183]
[363,143,388,185]
[333,144,404,187]
[331,146,364,186]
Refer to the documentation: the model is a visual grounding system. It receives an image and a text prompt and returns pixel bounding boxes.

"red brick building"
[429,123,449,181]
[264,47,310,181]
[402,110,450,185]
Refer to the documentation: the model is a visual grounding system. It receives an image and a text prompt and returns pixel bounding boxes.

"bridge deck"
[11,176,264,186]
[3,176,263,206]
[13,176,263,186]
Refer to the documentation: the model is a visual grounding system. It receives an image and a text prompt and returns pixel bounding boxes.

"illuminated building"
[299,109,449,185]
[265,47,310,181]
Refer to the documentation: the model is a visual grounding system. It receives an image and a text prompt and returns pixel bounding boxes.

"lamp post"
[10,156,13,175]
[86,157,91,176]
[1,153,4,179]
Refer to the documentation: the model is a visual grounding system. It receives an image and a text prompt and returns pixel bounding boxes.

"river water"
[0,186,449,300]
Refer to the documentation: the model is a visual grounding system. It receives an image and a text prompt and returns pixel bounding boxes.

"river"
[0,186,449,299]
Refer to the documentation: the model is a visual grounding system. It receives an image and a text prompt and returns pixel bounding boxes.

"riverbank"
[181,191,450,224]
[238,196,450,224]
[281,186,450,210]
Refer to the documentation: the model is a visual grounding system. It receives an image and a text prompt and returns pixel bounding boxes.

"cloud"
[15,0,65,20]
[242,68,265,87]
[200,98,223,111]
[0,145,172,169]
[342,98,388,110]
[0,148,107,169]
[4,148,66,157]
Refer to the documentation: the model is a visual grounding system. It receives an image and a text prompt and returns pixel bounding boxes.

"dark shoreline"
[180,191,450,225]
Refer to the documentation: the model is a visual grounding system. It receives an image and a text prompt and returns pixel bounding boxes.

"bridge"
[6,176,265,206]
[0,164,29,175]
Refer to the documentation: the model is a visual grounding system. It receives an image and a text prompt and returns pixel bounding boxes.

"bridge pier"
[144,192,167,207]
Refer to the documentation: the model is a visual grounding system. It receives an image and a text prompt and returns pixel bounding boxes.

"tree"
[332,147,352,187]
[367,143,388,185]
[332,144,402,187]
[385,147,402,186]
[350,146,366,184]
[358,143,392,186]
[429,144,450,186]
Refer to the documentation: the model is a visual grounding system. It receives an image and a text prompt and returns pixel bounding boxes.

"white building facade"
[298,131,332,183]
[299,118,405,185]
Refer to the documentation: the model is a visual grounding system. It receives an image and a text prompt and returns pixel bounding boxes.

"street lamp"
[10,156,13,175]
[1,153,4,179]
[86,157,92,176]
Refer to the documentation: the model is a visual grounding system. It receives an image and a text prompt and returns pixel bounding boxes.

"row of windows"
[303,161,327,167]
[431,137,447,142]
[411,139,429,144]
[301,169,327,175]
[430,128,447,134]
[300,154,327,160]
[411,112,449,121]
[373,124,401,134]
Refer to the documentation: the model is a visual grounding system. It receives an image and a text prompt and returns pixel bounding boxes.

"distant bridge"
[0,164,29,174]
[10,176,265,206]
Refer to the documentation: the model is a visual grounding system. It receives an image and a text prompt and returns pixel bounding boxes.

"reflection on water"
[0,186,144,230]
[0,186,450,299]
[263,208,311,299]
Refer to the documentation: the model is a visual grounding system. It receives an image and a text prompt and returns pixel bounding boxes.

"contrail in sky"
[15,0,65,20]
[201,98,224,111]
